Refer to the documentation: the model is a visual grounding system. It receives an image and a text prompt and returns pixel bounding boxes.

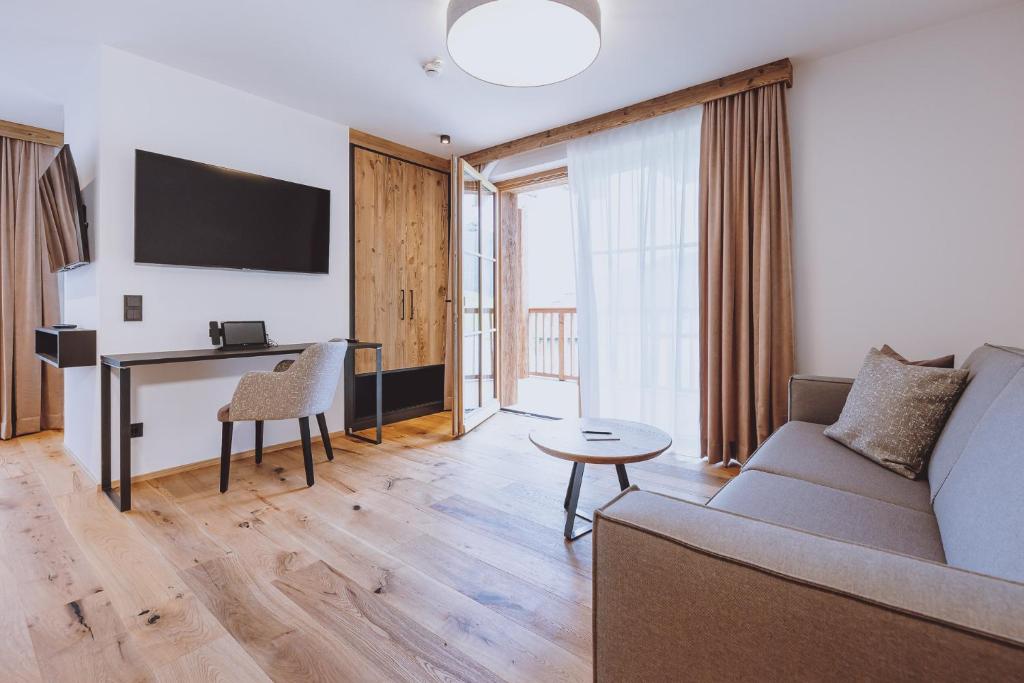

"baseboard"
[60,436,99,488]
[105,428,351,489]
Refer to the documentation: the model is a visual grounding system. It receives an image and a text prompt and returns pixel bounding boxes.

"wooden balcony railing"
[527,307,578,381]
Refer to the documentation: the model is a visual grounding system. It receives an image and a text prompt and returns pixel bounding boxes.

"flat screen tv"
[134,150,330,273]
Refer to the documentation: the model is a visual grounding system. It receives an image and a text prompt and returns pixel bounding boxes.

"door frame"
[451,159,501,436]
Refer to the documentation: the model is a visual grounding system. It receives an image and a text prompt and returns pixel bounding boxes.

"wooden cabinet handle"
[410,290,414,320]
[401,289,406,320]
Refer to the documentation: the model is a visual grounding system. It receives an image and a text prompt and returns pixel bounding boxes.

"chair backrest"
[283,341,347,417]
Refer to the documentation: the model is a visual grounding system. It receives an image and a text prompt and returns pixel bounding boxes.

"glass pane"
[482,331,497,402]
[462,172,480,254]
[482,258,495,331]
[463,333,481,411]
[462,255,480,332]
[481,185,495,258]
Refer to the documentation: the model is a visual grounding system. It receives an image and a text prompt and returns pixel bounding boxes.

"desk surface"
[101,340,382,368]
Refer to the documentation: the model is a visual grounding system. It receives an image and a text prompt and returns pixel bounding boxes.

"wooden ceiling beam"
[495,166,568,193]
[464,58,792,167]
[349,128,450,173]
[0,119,64,147]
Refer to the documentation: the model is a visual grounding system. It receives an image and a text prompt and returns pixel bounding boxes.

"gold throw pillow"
[824,349,969,479]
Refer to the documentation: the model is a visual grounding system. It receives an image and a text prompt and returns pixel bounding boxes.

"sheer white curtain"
[568,106,702,453]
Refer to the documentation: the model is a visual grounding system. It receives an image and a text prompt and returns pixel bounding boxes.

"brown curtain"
[699,82,794,466]
[0,136,63,439]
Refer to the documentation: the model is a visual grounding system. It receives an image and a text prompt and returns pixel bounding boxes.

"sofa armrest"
[593,489,1024,682]
[788,374,853,424]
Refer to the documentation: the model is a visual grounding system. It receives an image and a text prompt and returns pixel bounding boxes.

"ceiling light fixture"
[447,0,601,87]
[440,134,452,145]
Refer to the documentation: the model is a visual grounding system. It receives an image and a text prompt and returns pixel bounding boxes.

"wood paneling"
[353,147,449,374]
[350,129,450,173]
[400,160,450,370]
[0,414,735,680]
[464,59,793,167]
[0,119,63,147]
[499,193,527,407]
[354,147,402,372]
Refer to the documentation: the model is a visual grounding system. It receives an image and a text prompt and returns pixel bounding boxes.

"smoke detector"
[423,58,444,78]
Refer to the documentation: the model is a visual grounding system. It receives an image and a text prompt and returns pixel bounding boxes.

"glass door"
[452,160,500,435]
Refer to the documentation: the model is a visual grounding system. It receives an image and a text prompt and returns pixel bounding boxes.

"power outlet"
[130,422,144,438]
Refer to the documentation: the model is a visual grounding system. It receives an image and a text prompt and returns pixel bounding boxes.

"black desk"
[100,341,382,512]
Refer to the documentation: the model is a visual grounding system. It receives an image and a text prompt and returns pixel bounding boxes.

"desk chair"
[217,340,346,492]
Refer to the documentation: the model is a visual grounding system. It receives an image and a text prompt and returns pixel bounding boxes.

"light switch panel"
[124,295,143,322]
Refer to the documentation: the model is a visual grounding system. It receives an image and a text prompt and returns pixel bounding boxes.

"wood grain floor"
[0,411,736,682]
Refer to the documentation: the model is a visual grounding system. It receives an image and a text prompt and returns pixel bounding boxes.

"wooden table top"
[529,418,673,465]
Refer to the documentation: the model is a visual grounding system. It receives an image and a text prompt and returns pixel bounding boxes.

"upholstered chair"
[217,341,346,492]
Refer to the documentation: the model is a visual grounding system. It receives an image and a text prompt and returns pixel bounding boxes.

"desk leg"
[118,368,132,511]
[344,347,383,445]
[101,364,111,494]
[374,347,382,444]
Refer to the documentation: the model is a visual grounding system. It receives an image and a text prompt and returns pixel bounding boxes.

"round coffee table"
[529,418,672,541]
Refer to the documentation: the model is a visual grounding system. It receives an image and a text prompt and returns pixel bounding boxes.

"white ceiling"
[0,0,1014,156]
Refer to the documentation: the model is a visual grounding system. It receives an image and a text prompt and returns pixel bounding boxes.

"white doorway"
[505,183,579,419]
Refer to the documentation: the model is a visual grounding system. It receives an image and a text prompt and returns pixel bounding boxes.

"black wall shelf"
[35,327,97,368]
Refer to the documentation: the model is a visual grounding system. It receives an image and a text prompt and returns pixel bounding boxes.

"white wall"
[790,2,1024,377]
[63,47,349,481]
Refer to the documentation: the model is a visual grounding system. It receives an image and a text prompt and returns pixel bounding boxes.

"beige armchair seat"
[217,341,346,492]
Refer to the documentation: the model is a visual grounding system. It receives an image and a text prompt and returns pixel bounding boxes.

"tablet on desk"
[220,321,269,350]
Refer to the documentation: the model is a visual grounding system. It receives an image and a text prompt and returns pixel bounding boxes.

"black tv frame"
[133,149,330,275]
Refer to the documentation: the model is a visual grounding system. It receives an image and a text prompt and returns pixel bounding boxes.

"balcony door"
[452,160,500,436]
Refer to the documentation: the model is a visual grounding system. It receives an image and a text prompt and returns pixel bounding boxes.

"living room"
[0,1,1022,680]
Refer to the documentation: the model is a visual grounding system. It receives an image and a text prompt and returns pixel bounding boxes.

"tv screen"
[134,150,330,273]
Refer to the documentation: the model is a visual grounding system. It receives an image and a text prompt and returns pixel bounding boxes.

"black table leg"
[563,462,578,510]
[616,463,630,490]
[101,363,113,503]
[117,367,132,511]
[345,346,383,445]
[563,461,591,541]
[374,347,383,444]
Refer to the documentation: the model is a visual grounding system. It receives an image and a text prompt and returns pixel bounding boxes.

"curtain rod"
[0,119,64,147]
[463,58,792,168]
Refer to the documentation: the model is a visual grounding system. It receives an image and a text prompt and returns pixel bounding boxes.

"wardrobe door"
[400,162,450,369]
[353,147,403,373]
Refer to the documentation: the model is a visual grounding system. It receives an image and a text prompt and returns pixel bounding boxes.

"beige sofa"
[593,344,1024,681]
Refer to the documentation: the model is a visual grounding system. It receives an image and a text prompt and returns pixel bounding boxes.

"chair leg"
[255,421,264,464]
[316,413,333,461]
[219,422,233,493]
[299,416,314,487]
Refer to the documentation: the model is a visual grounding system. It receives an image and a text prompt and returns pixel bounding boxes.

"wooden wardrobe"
[350,134,450,427]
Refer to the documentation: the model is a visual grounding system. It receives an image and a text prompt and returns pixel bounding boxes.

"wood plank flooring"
[0,411,736,682]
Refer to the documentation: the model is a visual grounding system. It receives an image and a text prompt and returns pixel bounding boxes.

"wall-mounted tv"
[134,150,330,274]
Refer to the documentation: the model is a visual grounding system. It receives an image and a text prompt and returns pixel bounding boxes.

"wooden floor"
[0,411,736,682]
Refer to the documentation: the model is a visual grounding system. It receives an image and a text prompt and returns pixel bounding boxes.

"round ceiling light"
[447,0,602,87]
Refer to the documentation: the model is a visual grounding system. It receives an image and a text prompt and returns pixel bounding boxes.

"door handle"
[401,289,406,320]
[410,289,414,320]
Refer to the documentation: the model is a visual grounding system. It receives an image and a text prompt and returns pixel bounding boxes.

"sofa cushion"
[933,368,1024,582]
[824,349,969,479]
[709,470,946,562]
[928,344,1024,500]
[745,421,933,512]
